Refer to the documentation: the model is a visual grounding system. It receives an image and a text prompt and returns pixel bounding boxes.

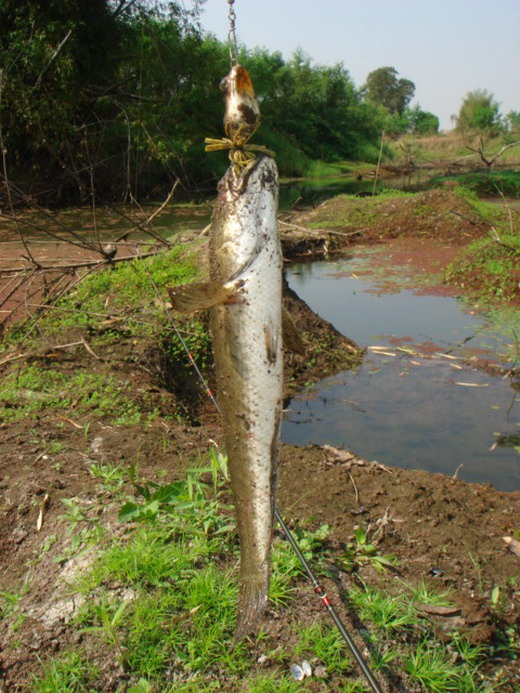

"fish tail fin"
[233,575,269,644]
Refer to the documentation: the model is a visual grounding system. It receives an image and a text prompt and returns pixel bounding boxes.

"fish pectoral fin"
[282,306,306,356]
[167,281,241,313]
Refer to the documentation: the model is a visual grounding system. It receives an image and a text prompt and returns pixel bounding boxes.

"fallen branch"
[34,30,73,88]
[0,248,163,275]
[466,135,520,168]
[0,339,94,366]
[279,219,361,239]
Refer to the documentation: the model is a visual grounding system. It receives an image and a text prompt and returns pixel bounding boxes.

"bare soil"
[1,190,520,690]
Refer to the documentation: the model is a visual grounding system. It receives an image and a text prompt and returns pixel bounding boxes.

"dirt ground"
[1,190,520,690]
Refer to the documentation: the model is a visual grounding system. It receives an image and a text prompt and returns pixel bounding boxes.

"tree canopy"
[0,4,443,205]
[456,89,502,133]
[363,66,415,115]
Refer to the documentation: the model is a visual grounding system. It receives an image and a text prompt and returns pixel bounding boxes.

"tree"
[363,66,415,115]
[246,49,382,164]
[456,89,502,133]
[407,105,439,135]
[505,110,520,132]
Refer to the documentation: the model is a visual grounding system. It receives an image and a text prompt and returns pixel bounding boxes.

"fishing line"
[134,249,382,692]
[131,251,221,414]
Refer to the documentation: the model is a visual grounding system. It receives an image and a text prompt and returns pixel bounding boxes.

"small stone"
[314,665,327,679]
[301,660,312,677]
[90,436,103,453]
[290,664,304,681]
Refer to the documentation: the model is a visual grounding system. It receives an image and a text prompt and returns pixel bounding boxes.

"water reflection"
[284,257,520,491]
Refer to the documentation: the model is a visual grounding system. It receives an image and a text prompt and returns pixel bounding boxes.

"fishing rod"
[275,510,383,693]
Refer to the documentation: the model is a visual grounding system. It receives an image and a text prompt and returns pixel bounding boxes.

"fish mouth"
[220,65,256,98]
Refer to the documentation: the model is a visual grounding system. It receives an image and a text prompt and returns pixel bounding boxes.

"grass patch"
[27,455,504,691]
[34,245,201,340]
[0,244,211,425]
[304,160,344,177]
[307,188,413,230]
[445,230,520,301]
[434,170,520,198]
[32,649,100,692]
[0,366,143,424]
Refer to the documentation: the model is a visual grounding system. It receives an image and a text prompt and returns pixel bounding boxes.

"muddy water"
[284,253,520,492]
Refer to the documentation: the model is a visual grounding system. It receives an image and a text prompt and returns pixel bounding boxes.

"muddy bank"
[281,188,497,259]
[1,431,520,689]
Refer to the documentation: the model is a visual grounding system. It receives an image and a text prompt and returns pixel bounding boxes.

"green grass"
[304,160,344,177]
[4,244,202,351]
[0,366,143,424]
[445,229,520,302]
[32,650,99,692]
[433,170,520,198]
[349,585,416,633]
[39,246,201,336]
[307,188,413,231]
[0,246,212,426]
[25,453,514,691]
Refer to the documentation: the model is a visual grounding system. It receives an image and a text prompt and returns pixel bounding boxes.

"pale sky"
[197,0,520,131]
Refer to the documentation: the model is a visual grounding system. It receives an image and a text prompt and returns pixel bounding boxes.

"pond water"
[279,169,433,210]
[284,255,520,492]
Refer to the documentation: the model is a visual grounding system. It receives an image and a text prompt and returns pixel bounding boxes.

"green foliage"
[403,639,476,692]
[505,110,520,132]
[349,585,416,632]
[457,89,503,134]
[246,48,384,164]
[434,170,520,198]
[29,452,501,691]
[336,527,398,573]
[292,623,352,676]
[1,4,393,202]
[32,649,99,692]
[0,585,27,619]
[445,229,520,301]
[406,104,440,134]
[406,579,453,607]
[0,366,142,424]
[363,66,415,115]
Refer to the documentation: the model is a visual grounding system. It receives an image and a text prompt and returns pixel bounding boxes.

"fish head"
[220,65,260,144]
[220,64,256,99]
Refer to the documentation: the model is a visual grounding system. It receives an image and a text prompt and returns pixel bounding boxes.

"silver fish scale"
[209,155,282,639]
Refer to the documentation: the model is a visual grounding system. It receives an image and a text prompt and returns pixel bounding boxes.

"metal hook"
[227,0,238,65]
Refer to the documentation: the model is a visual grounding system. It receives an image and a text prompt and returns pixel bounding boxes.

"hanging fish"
[168,66,277,642]
[169,63,303,641]
[169,153,282,641]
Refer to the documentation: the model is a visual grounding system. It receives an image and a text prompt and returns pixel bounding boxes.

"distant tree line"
[361,66,439,136]
[9,1,514,206]
[455,89,519,136]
